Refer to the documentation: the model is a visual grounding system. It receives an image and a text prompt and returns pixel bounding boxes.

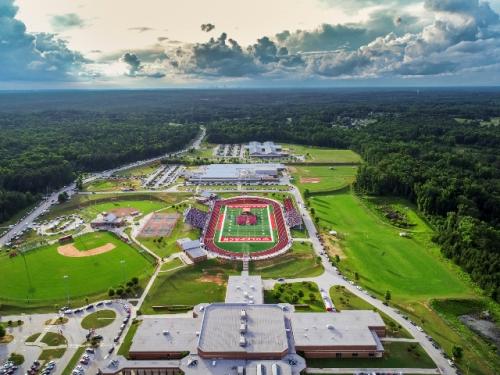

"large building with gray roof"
[185,163,285,184]
[247,142,286,159]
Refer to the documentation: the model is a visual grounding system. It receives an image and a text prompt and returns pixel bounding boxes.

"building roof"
[185,247,207,259]
[130,317,201,354]
[177,238,202,251]
[248,142,283,156]
[225,274,264,305]
[189,163,284,180]
[290,311,385,348]
[197,304,289,355]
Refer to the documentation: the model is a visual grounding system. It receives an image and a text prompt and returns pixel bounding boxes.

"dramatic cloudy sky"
[1,0,500,88]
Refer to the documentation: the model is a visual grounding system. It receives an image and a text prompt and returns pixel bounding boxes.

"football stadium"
[201,196,292,259]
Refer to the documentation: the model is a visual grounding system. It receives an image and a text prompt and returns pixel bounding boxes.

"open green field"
[81,309,116,329]
[141,259,241,314]
[250,241,323,278]
[115,162,161,177]
[290,165,357,194]
[160,257,184,271]
[214,203,278,253]
[281,144,362,164]
[306,342,435,369]
[310,191,500,374]
[83,178,142,192]
[0,231,153,309]
[310,192,474,300]
[265,282,324,312]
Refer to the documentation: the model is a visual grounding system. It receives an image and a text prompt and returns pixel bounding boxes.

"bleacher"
[283,198,302,228]
[184,207,209,229]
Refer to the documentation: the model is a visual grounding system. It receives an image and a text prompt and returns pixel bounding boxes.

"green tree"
[0,325,5,338]
[452,345,463,360]
[385,290,391,303]
[58,192,69,203]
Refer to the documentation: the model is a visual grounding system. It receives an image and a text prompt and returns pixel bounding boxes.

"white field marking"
[218,205,228,242]
[267,205,274,242]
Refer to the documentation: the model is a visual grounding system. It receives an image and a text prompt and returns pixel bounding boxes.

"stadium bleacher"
[283,198,302,228]
[184,207,209,229]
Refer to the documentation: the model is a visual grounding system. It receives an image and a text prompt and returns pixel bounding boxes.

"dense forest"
[0,88,498,300]
[0,111,198,222]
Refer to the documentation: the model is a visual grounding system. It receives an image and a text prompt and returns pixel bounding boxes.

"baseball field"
[0,231,154,307]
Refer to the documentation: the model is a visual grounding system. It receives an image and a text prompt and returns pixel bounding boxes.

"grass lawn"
[306,342,435,369]
[265,282,324,312]
[118,319,141,358]
[310,192,474,301]
[115,162,161,177]
[0,231,153,310]
[141,259,241,314]
[281,144,362,164]
[61,346,86,375]
[310,191,499,374]
[330,285,412,338]
[25,333,41,342]
[160,258,184,271]
[290,165,358,195]
[81,309,117,329]
[38,348,66,361]
[250,241,323,279]
[40,332,67,346]
[83,178,141,192]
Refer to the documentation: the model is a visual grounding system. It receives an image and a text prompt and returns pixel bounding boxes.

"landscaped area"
[264,282,324,312]
[141,259,241,314]
[81,309,117,329]
[250,241,323,278]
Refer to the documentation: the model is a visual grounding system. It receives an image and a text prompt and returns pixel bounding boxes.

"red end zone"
[220,236,273,242]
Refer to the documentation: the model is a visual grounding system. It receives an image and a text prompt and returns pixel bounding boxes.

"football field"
[214,203,278,253]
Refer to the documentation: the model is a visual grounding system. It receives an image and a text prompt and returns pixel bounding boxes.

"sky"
[1,0,500,88]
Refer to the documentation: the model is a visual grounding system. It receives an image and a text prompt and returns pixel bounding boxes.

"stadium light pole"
[120,260,126,284]
[63,275,70,306]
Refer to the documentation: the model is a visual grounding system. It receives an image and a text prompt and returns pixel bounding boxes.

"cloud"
[50,13,85,31]
[201,23,215,32]
[128,26,154,32]
[120,52,165,78]
[0,0,87,81]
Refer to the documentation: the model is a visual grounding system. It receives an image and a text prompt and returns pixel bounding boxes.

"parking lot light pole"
[63,275,70,306]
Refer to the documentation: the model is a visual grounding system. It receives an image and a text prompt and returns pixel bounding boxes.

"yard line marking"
[267,204,274,242]
[219,205,227,243]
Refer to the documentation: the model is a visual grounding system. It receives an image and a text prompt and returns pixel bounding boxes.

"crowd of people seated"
[284,198,302,228]
[184,207,208,229]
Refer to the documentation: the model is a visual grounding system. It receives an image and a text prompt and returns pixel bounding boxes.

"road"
[287,185,457,375]
[0,126,205,248]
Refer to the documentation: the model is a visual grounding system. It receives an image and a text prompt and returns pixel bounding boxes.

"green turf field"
[213,203,279,253]
[310,192,474,300]
[0,232,153,305]
[281,144,362,163]
[291,165,358,194]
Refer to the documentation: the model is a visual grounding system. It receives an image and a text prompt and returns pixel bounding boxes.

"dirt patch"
[300,177,321,184]
[197,274,225,286]
[320,234,346,259]
[110,207,139,217]
[57,243,116,257]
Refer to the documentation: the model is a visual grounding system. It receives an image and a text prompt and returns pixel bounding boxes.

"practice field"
[310,192,474,300]
[290,165,357,194]
[0,231,153,305]
[282,144,362,164]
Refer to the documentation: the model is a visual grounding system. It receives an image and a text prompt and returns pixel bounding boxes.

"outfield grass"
[306,342,435,369]
[265,282,324,312]
[290,165,357,195]
[81,309,116,329]
[281,144,362,164]
[310,192,474,301]
[250,241,323,278]
[0,232,153,308]
[142,259,241,314]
